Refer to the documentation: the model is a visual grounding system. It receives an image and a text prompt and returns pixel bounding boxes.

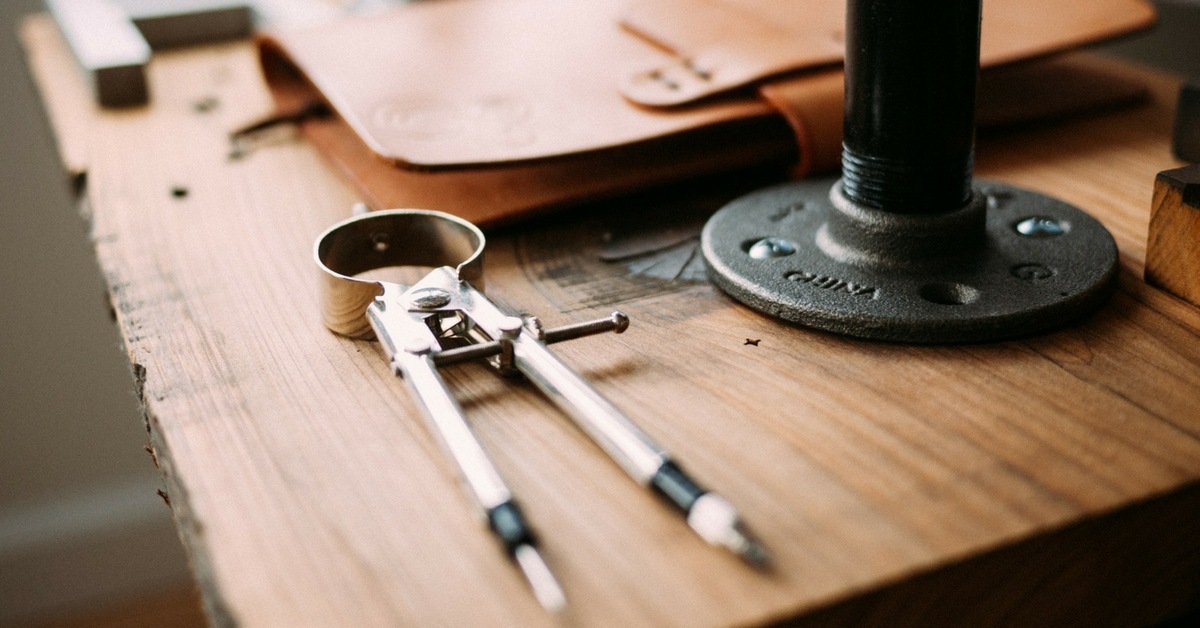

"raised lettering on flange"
[785,270,879,299]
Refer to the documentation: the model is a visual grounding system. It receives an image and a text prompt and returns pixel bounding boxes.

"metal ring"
[314,209,486,338]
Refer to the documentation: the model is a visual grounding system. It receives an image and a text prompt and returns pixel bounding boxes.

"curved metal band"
[314,209,486,338]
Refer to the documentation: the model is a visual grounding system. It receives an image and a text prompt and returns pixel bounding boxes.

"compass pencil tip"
[513,544,567,613]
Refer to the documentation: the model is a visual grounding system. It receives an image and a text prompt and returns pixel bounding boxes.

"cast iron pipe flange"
[701,178,1117,343]
[700,0,1118,343]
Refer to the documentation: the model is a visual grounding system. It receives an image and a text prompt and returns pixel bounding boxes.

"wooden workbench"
[20,12,1200,627]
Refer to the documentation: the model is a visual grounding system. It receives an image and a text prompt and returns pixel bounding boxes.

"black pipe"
[841,0,983,214]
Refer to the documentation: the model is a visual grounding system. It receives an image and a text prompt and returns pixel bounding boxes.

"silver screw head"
[748,237,797,259]
[1015,216,1067,238]
[498,316,524,338]
[403,338,432,355]
[409,287,452,309]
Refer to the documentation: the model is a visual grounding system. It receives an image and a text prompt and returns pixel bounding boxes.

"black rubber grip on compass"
[650,460,707,513]
[487,501,536,553]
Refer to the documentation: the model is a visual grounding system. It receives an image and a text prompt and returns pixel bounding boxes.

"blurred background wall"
[0,0,1196,625]
[0,0,192,624]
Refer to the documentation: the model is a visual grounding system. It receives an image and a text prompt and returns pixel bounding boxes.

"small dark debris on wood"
[192,96,219,113]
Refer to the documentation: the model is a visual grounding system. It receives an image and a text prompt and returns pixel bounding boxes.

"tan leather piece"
[260,37,795,227]
[257,0,1156,225]
[259,0,777,169]
[295,112,794,227]
[621,34,843,107]
[758,69,845,177]
[974,53,1151,128]
[620,0,1156,106]
[978,0,1155,66]
[761,53,1153,178]
[619,0,842,106]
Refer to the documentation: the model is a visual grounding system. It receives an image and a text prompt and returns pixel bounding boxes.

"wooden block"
[46,0,151,108]
[117,0,253,50]
[1145,164,1200,307]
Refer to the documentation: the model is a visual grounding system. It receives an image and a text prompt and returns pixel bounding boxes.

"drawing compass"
[314,209,767,611]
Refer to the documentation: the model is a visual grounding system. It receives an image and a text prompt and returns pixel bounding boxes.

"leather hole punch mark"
[648,69,680,91]
[682,59,712,81]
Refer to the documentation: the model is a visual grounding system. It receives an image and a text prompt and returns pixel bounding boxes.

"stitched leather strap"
[620,0,1156,107]
[620,0,841,106]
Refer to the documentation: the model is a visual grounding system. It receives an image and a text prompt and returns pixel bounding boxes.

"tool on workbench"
[1145,164,1200,308]
[701,0,1119,343]
[314,209,767,611]
[46,0,405,108]
[46,0,253,107]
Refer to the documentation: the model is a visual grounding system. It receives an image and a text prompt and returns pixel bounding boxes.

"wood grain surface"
[21,13,1200,627]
